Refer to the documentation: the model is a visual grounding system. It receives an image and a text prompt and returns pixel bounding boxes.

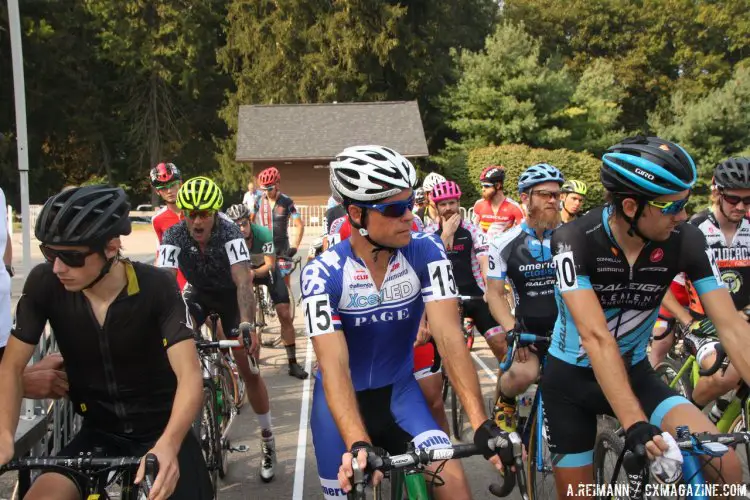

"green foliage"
[466,144,604,209]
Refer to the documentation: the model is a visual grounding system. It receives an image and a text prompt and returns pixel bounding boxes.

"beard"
[527,203,560,230]
[481,188,495,201]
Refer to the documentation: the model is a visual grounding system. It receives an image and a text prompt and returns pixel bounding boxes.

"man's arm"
[486,279,515,332]
[562,288,647,428]
[231,261,255,324]
[293,216,305,249]
[0,338,37,461]
[660,289,692,327]
[427,299,488,429]
[701,288,750,384]
[253,254,275,279]
[154,340,203,450]
[312,332,369,447]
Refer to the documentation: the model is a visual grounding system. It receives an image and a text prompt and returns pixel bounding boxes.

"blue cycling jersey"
[550,205,724,367]
[300,232,459,389]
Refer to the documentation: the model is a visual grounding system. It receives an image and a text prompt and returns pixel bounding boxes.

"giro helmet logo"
[635,168,655,180]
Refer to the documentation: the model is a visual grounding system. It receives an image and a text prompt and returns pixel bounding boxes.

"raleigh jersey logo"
[650,248,664,263]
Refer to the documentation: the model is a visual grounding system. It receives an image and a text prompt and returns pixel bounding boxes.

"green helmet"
[561,179,588,196]
[177,176,223,211]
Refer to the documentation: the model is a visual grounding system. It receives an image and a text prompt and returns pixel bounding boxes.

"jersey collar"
[520,220,555,238]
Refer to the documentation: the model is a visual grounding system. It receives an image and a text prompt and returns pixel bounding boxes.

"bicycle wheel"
[593,430,628,500]
[193,381,219,497]
[255,286,266,331]
[225,355,246,410]
[526,408,556,500]
[450,384,464,440]
[217,367,236,479]
[728,410,750,486]
[655,356,692,399]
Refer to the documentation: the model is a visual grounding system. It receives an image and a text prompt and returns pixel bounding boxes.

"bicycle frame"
[667,354,702,390]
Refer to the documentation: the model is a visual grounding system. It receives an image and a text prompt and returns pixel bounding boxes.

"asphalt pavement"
[1,241,515,500]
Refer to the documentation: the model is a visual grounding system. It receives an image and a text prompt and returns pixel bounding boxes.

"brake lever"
[142,453,159,495]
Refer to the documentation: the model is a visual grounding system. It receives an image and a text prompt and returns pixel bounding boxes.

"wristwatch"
[5,264,14,277]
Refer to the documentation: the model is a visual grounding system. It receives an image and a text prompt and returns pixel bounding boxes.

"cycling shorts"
[540,355,690,467]
[311,376,450,499]
[46,425,212,499]
[463,298,502,339]
[413,342,439,381]
[183,285,241,349]
[253,267,289,305]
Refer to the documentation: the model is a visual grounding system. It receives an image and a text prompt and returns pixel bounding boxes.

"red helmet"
[258,167,280,186]
[431,181,462,203]
[150,162,181,187]
[480,165,505,184]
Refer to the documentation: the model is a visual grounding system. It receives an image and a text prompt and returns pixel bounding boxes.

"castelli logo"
[650,248,664,263]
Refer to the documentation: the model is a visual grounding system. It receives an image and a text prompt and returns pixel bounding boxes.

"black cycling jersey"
[550,205,724,367]
[686,209,750,316]
[159,215,251,292]
[488,221,557,334]
[424,219,488,296]
[12,261,194,438]
[255,193,300,255]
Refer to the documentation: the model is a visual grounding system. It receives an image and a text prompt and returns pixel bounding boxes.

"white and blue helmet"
[518,163,565,194]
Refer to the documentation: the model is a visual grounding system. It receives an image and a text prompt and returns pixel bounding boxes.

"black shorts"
[43,426,212,499]
[540,355,690,467]
[253,267,289,305]
[462,298,500,337]
[183,285,239,335]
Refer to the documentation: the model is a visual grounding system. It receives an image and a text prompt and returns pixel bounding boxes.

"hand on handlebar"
[625,421,668,461]
[136,442,177,500]
[238,322,259,357]
[338,442,384,493]
[473,419,513,473]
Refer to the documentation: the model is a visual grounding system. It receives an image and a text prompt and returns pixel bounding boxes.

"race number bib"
[553,251,579,292]
[157,245,181,268]
[261,242,274,255]
[225,238,250,265]
[303,295,335,336]
[426,260,459,299]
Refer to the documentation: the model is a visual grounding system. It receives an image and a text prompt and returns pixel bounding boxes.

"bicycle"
[440,295,483,440]
[347,434,528,500]
[193,317,253,496]
[498,331,555,500]
[594,425,750,500]
[260,253,301,347]
[0,453,158,499]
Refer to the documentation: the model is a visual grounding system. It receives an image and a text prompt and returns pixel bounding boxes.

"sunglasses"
[647,197,690,215]
[183,209,216,220]
[261,185,276,191]
[721,191,750,206]
[355,196,415,218]
[529,189,561,201]
[40,245,97,268]
[481,182,495,188]
[155,180,180,191]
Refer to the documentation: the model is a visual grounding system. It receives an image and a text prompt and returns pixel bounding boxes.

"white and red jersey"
[472,197,524,235]
[152,206,187,290]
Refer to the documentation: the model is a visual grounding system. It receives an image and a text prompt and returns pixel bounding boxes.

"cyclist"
[254,167,304,283]
[413,187,427,222]
[302,145,506,500]
[157,177,277,482]
[472,165,524,239]
[226,203,308,380]
[559,179,588,223]
[542,136,745,493]
[421,172,446,226]
[424,181,503,356]
[150,162,187,290]
[0,185,211,499]
[319,175,348,254]
[486,164,564,432]
[682,158,750,410]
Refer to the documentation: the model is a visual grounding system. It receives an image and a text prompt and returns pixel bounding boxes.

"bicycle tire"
[255,286,267,332]
[193,382,219,498]
[593,429,627,500]
[655,356,693,400]
[217,366,235,479]
[226,356,246,410]
[441,375,449,403]
[526,408,557,500]
[728,411,750,487]
[451,385,462,440]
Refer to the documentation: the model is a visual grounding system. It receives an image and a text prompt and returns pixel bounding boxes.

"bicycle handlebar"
[196,339,242,350]
[458,295,484,302]
[499,331,550,371]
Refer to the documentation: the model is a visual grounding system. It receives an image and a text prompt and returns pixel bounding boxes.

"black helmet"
[36,185,132,247]
[601,135,696,198]
[714,157,750,190]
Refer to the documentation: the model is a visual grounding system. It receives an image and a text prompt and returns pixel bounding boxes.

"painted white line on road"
[292,337,314,500]
[471,351,498,382]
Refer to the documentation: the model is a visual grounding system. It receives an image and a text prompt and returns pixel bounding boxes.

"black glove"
[624,421,662,457]
[473,419,513,464]
[5,265,13,277]
[287,247,298,257]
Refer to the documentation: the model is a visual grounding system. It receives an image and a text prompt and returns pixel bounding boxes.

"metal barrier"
[292,205,328,229]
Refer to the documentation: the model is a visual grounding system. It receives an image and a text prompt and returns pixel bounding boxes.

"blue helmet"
[518,163,565,194]
[601,136,696,198]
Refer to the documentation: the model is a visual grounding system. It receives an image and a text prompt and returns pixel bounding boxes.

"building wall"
[252,160,330,206]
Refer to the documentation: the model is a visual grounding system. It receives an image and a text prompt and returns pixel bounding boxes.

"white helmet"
[422,172,446,192]
[330,145,417,202]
